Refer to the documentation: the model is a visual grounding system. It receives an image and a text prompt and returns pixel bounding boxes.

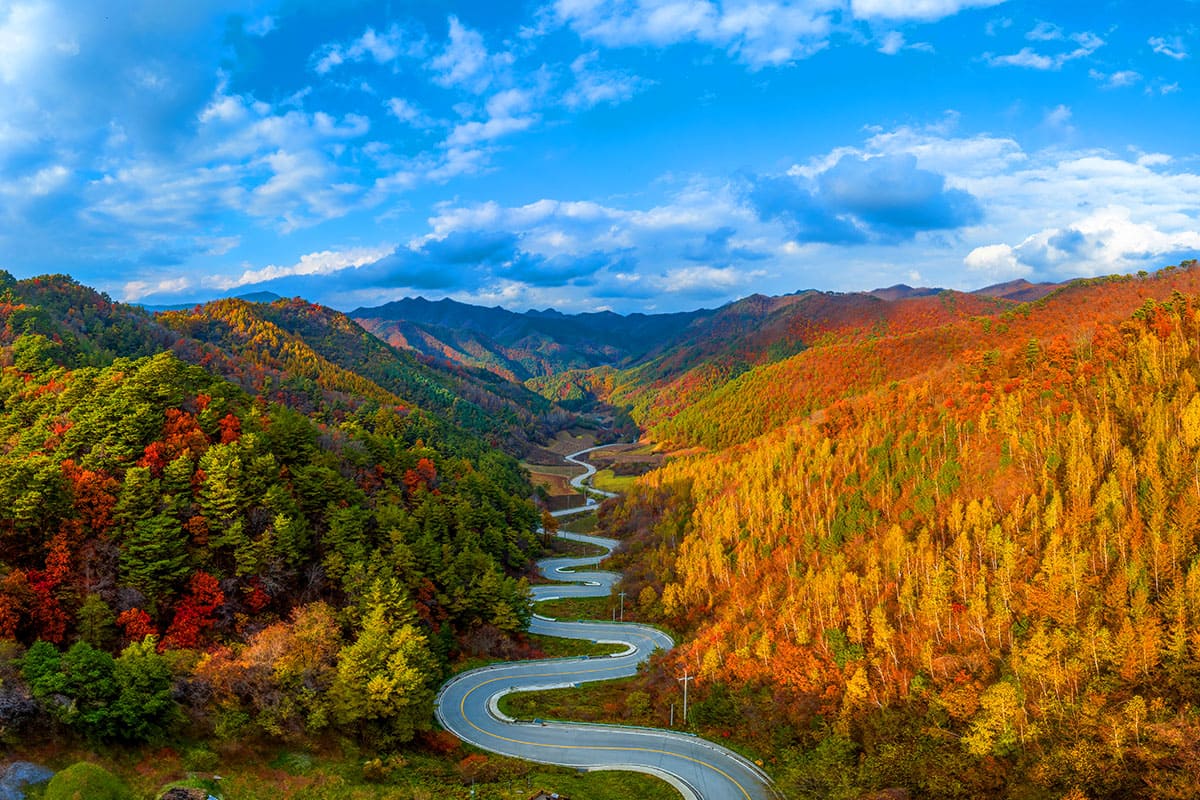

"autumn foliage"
[603,262,1200,797]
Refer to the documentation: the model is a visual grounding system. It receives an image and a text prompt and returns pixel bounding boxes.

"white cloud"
[986,46,1053,69]
[203,236,240,256]
[25,164,71,196]
[123,276,194,302]
[216,244,398,290]
[964,242,1025,277]
[420,177,764,272]
[984,29,1103,70]
[779,118,1200,290]
[800,119,1026,179]
[1136,153,1172,167]
[386,97,436,129]
[850,0,1005,21]
[971,206,1200,278]
[0,160,73,210]
[1042,103,1073,134]
[1089,69,1141,89]
[716,2,838,66]
[445,88,540,148]
[1149,35,1187,60]
[984,16,1012,36]
[1025,20,1061,41]
[486,87,534,118]
[445,115,538,148]
[2,2,1195,311]
[76,85,384,241]
[244,16,275,37]
[878,31,905,54]
[312,25,421,74]
[875,31,933,55]
[563,51,651,109]
[0,2,75,84]
[424,145,492,181]
[659,264,764,294]
[1073,31,1104,51]
[549,0,842,69]
[430,16,513,93]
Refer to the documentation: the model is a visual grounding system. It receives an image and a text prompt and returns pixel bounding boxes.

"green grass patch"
[591,469,636,493]
[526,633,626,659]
[536,595,615,621]
[520,461,580,477]
[498,676,672,729]
[42,762,132,800]
[558,512,600,535]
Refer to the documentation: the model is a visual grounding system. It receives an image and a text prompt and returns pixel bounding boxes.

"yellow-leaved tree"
[330,579,437,745]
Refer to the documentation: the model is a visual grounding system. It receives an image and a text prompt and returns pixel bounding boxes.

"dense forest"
[598,262,1200,797]
[0,273,546,750]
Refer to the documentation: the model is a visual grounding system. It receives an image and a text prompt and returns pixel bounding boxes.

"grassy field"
[545,430,598,456]
[524,466,578,498]
[523,462,580,477]
[590,469,636,494]
[497,675,676,730]
[536,595,615,621]
[558,512,600,535]
[526,633,626,659]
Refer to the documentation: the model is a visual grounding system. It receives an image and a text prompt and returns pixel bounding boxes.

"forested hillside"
[159,297,567,455]
[573,267,1200,453]
[0,273,543,749]
[353,296,701,382]
[602,262,1200,797]
[528,288,1017,424]
[611,290,1009,433]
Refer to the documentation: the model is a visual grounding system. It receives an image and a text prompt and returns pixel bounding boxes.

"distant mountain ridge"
[0,274,560,458]
[352,296,703,382]
[140,291,283,312]
[971,277,1061,302]
[155,296,563,455]
[350,280,1065,395]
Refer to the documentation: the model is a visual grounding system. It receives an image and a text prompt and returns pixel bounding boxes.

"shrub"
[44,762,131,800]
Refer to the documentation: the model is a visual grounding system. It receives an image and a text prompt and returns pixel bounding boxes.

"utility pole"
[618,591,626,621]
[679,669,693,725]
[669,702,675,727]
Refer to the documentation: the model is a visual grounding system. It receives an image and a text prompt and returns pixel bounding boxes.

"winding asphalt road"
[435,446,777,800]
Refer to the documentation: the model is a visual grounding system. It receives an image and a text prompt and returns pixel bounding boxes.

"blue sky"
[1,0,1197,313]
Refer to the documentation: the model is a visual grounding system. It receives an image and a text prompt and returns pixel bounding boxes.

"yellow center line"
[455,673,754,800]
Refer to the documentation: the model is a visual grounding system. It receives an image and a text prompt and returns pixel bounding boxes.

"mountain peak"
[972,279,1061,302]
[867,284,943,301]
